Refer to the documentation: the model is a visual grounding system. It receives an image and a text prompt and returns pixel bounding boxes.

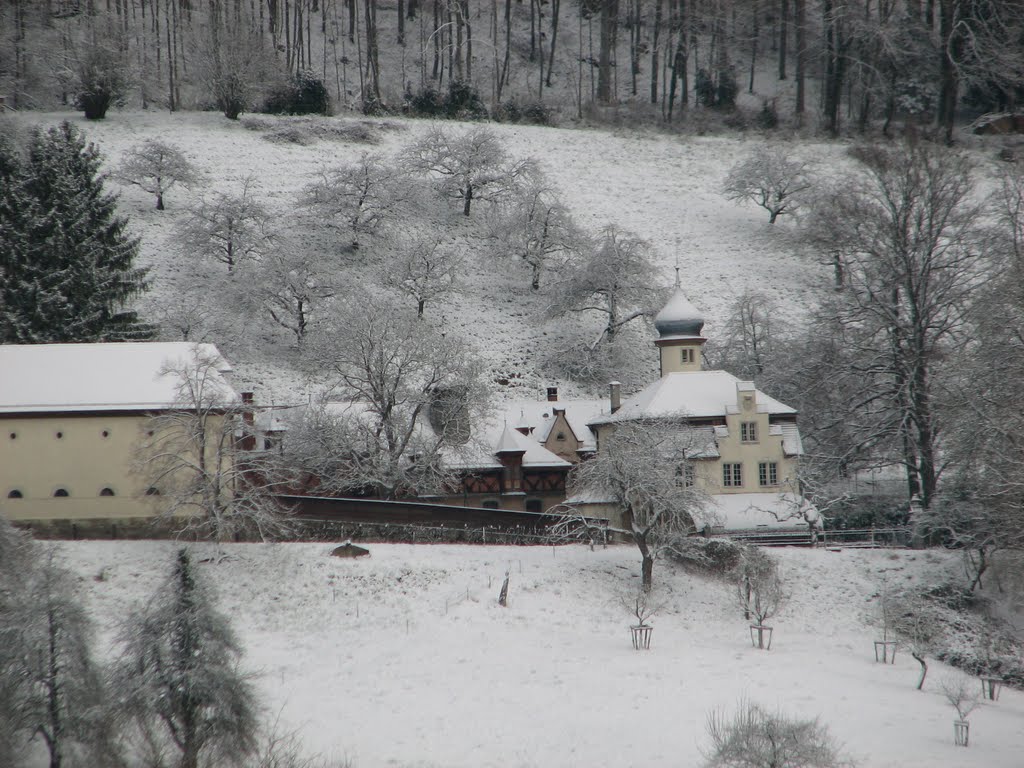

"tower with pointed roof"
[655,269,706,375]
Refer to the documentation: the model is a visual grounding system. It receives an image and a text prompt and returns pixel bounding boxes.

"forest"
[2,0,1023,138]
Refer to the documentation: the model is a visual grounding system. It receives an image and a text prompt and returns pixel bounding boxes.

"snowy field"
[56,541,1024,767]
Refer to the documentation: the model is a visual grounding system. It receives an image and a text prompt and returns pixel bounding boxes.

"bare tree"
[179,178,274,272]
[706,290,779,379]
[400,126,539,216]
[137,346,288,542]
[115,548,259,768]
[938,673,981,723]
[886,590,941,690]
[116,139,201,210]
[301,153,400,250]
[735,547,786,631]
[723,145,814,224]
[193,23,276,120]
[379,235,461,317]
[558,418,710,590]
[703,699,854,768]
[547,225,662,347]
[803,141,988,509]
[286,301,487,499]
[240,242,340,345]
[488,182,584,290]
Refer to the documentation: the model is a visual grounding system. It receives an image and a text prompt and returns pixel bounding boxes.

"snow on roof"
[0,342,237,414]
[495,399,609,451]
[707,492,819,530]
[590,370,796,425]
[778,423,804,456]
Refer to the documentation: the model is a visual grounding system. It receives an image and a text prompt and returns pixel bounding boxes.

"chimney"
[546,386,558,402]
[609,381,621,414]
[239,392,256,450]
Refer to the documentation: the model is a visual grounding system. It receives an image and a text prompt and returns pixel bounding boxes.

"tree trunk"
[778,0,787,79]
[650,0,662,102]
[794,0,805,116]
[912,651,928,690]
[547,0,561,87]
[598,0,618,103]
[937,0,958,144]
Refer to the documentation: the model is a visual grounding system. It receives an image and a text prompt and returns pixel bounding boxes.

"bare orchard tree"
[115,139,201,210]
[938,673,981,724]
[735,548,787,647]
[488,182,584,290]
[115,549,259,768]
[378,235,462,317]
[0,549,119,768]
[301,153,401,250]
[886,589,942,690]
[547,225,663,347]
[558,418,710,590]
[289,301,487,499]
[703,700,854,768]
[722,145,814,224]
[137,346,288,542]
[400,126,539,216]
[239,240,340,345]
[179,177,275,272]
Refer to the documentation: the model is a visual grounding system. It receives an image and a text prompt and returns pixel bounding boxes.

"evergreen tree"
[0,122,152,343]
[116,549,259,768]
[0,544,118,768]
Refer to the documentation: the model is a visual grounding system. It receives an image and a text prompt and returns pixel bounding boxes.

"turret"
[654,270,706,375]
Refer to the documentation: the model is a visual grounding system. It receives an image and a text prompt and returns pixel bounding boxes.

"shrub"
[405,86,445,117]
[703,700,854,768]
[263,70,331,115]
[496,98,553,126]
[445,79,488,119]
[695,69,716,107]
[756,100,779,129]
[668,537,745,577]
[76,46,128,120]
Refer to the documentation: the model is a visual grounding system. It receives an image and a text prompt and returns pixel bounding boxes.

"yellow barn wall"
[0,412,229,522]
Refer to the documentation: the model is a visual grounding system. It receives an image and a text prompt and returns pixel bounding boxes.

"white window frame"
[740,421,758,443]
[722,463,743,488]
[758,461,779,487]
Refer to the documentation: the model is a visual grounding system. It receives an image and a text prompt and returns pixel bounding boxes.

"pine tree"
[0,122,152,343]
[116,549,259,768]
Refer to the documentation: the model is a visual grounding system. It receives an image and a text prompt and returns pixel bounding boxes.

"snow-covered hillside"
[57,541,1024,767]
[9,110,852,401]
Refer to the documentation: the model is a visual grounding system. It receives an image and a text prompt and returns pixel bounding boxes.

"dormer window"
[556,432,566,441]
[680,348,695,363]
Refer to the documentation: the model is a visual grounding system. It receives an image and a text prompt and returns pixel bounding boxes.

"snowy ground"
[56,541,1024,767]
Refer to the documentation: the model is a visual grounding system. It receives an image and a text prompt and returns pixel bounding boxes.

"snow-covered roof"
[0,342,237,414]
[496,399,609,452]
[654,286,705,339]
[590,370,796,426]
[707,492,819,530]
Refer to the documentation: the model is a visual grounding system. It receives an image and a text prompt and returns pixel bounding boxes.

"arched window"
[8,432,15,440]
[145,486,161,496]
[99,487,116,497]
[525,498,544,513]
[7,490,23,499]
[101,429,110,438]
[53,488,70,497]
[56,431,64,439]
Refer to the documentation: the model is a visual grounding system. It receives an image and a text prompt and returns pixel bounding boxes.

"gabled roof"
[498,399,609,452]
[0,342,236,415]
[589,370,796,426]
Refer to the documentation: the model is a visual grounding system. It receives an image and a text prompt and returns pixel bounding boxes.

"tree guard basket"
[981,677,1003,701]
[954,720,970,747]
[750,625,773,650]
[630,624,653,650]
[874,640,898,664]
